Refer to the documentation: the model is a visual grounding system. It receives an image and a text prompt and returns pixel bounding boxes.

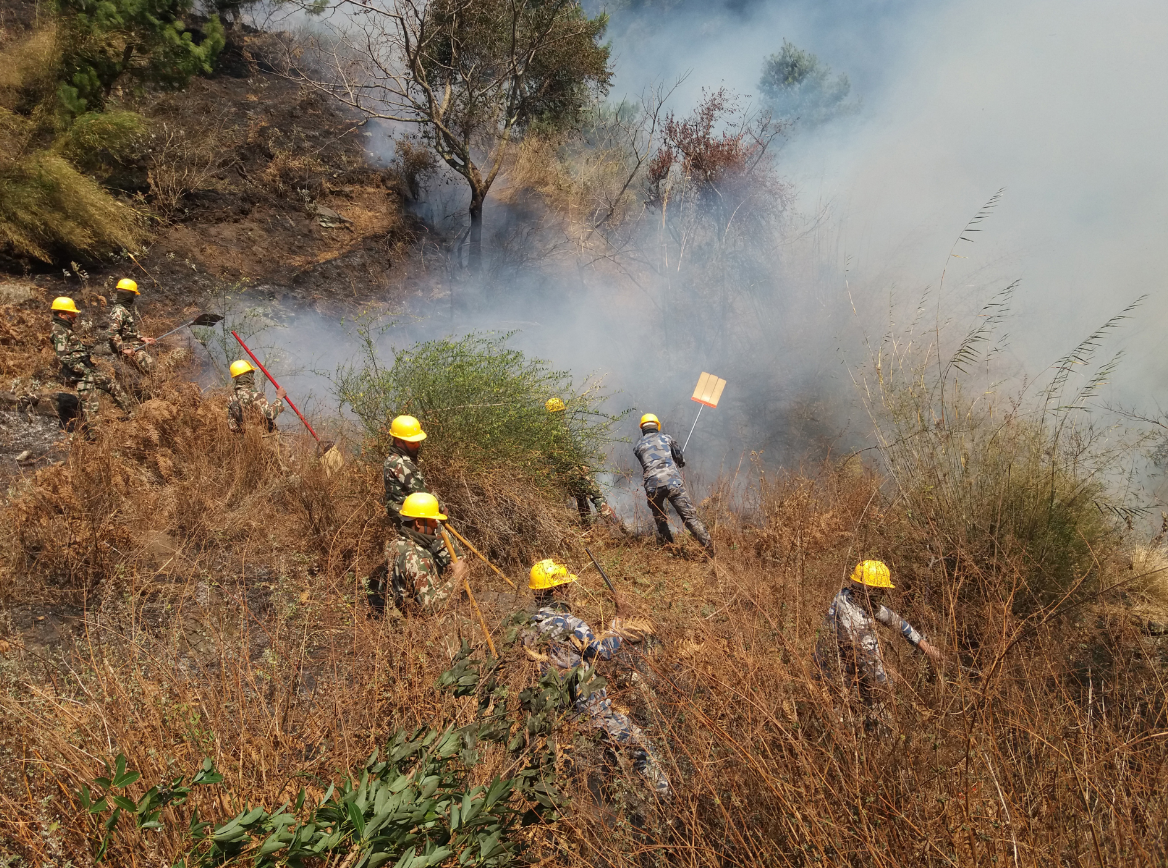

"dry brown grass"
[0,364,1166,866]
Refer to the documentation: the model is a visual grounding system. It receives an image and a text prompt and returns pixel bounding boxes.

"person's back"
[633,430,684,485]
[385,493,461,614]
[525,559,671,796]
[106,278,155,374]
[814,561,943,718]
[226,361,283,433]
[389,533,451,612]
[49,297,132,430]
[632,414,712,552]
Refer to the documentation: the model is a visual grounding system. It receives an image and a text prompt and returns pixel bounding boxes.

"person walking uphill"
[49,296,133,431]
[387,493,465,614]
[525,559,671,797]
[226,359,285,433]
[106,278,156,374]
[633,413,713,553]
[814,560,944,727]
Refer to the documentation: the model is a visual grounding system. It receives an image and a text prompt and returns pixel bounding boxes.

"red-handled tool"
[231,330,343,471]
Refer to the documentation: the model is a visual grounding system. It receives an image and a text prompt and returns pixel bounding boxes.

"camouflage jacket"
[107,303,144,354]
[633,431,685,491]
[227,372,283,433]
[390,529,456,613]
[383,443,429,517]
[50,316,93,374]
[527,604,622,672]
[813,584,924,687]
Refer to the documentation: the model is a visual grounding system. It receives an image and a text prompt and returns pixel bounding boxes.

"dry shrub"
[1,372,311,598]
[1121,545,1168,626]
[0,26,60,111]
[145,118,240,217]
[0,302,57,381]
[426,454,582,575]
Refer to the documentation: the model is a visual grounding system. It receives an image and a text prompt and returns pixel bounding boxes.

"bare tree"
[290,0,611,272]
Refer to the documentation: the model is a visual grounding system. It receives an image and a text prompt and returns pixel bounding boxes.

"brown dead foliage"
[0,363,1166,867]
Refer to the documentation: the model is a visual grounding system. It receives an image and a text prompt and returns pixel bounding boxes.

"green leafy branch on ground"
[79,755,224,860]
[76,632,612,868]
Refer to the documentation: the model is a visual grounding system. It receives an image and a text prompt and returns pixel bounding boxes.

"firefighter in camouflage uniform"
[814,560,944,730]
[545,397,622,527]
[106,278,156,374]
[525,558,671,796]
[49,297,133,429]
[632,413,712,553]
[226,360,285,433]
[384,493,464,614]
[382,415,434,525]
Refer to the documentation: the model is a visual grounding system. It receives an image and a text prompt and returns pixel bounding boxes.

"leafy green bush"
[53,108,144,170]
[335,330,624,489]
[759,40,857,129]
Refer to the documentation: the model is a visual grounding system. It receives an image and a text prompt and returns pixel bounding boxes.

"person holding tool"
[525,558,671,797]
[49,296,133,432]
[106,278,156,374]
[385,493,465,614]
[814,560,944,731]
[226,359,285,433]
[633,413,713,554]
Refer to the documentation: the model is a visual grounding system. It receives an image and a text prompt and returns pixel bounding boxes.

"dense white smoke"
[247,0,1168,513]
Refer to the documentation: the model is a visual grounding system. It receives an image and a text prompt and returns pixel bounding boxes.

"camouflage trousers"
[580,691,671,796]
[73,367,132,426]
[572,486,606,521]
[646,477,711,548]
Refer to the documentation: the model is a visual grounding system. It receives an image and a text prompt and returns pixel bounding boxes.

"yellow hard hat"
[390,415,427,442]
[400,492,446,520]
[116,278,139,294]
[230,359,255,378]
[639,413,660,430]
[545,397,566,413]
[851,560,894,589]
[529,558,578,590]
[51,297,80,314]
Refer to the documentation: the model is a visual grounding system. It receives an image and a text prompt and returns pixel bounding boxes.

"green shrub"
[55,0,225,115]
[54,109,144,171]
[335,330,624,490]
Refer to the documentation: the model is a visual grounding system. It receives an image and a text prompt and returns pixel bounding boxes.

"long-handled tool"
[440,526,498,657]
[682,371,727,451]
[231,331,344,472]
[444,524,516,589]
[154,313,224,342]
[584,546,616,595]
